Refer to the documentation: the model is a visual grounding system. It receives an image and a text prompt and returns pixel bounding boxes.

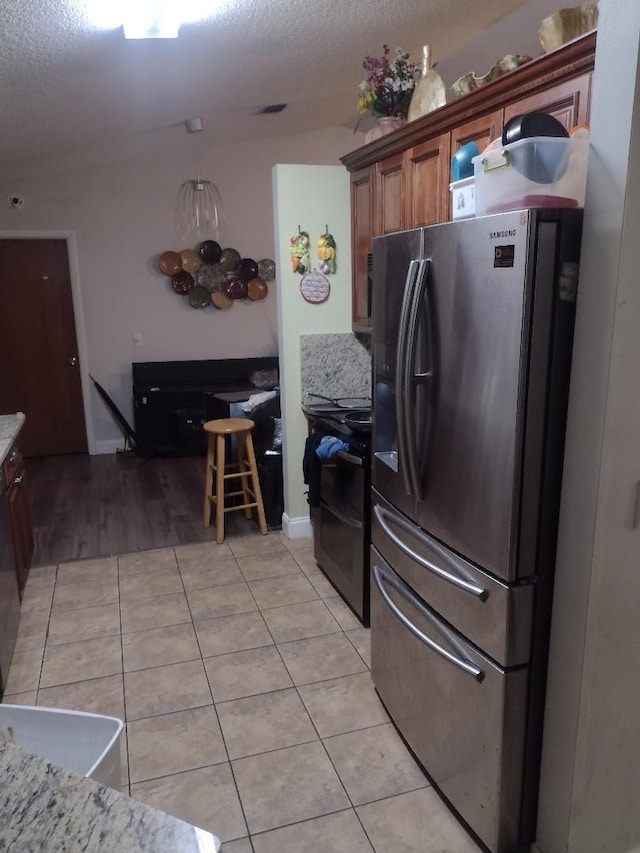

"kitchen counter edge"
[0,739,220,852]
[0,413,26,467]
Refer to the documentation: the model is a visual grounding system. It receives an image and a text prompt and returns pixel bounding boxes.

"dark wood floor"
[26,452,256,567]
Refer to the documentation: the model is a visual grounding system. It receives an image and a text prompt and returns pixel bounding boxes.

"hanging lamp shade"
[176,178,223,241]
[175,118,224,240]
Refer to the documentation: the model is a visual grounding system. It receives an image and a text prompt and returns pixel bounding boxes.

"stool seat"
[203,418,268,544]
[204,418,255,436]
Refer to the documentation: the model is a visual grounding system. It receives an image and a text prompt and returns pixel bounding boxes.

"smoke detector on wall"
[7,194,24,210]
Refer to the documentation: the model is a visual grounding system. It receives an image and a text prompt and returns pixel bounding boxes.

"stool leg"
[215,433,226,544]
[203,435,214,528]
[245,432,267,535]
[238,435,253,520]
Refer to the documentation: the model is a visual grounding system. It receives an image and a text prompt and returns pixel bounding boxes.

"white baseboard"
[94,438,126,455]
[282,514,312,539]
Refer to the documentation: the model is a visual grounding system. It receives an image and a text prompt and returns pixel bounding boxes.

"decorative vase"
[408,45,446,122]
[364,116,406,145]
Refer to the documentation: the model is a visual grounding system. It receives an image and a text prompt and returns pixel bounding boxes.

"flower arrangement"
[357,45,421,119]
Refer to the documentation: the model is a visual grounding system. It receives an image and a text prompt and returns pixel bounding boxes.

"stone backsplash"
[300,333,371,402]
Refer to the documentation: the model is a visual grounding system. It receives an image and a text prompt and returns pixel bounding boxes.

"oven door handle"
[374,504,488,600]
[320,498,363,530]
[373,563,484,682]
[336,450,363,467]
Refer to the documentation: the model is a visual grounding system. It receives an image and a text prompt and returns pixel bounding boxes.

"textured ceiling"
[1,0,527,171]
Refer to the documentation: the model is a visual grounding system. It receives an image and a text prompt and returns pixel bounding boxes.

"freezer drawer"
[371,547,528,853]
[372,490,533,667]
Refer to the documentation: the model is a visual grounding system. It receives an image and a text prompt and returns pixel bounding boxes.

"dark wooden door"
[0,239,87,456]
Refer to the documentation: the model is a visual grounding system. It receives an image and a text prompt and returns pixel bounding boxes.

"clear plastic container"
[449,177,476,219]
[473,135,589,215]
[0,704,124,790]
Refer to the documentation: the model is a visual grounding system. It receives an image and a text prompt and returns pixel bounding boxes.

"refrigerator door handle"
[395,259,421,495]
[373,562,485,682]
[374,504,489,600]
[403,259,432,500]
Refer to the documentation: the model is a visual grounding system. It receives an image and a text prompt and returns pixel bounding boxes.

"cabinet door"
[351,167,374,333]
[375,153,407,236]
[449,111,502,220]
[503,72,592,133]
[405,133,451,227]
[451,110,503,154]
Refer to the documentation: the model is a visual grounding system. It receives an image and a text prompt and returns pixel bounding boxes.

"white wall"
[435,0,572,89]
[0,126,359,451]
[272,164,352,535]
[536,1,640,851]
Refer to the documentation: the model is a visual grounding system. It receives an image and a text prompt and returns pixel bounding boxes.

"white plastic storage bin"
[0,704,124,790]
[449,177,476,219]
[473,135,589,215]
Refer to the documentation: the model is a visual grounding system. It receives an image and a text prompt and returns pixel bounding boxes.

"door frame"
[0,229,96,455]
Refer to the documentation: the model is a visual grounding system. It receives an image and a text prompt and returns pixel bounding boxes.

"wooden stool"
[203,418,268,544]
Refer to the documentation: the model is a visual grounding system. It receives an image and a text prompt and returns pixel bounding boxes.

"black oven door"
[313,452,369,625]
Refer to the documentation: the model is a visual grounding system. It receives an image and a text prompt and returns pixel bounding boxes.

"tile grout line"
[32,563,57,704]
[177,547,254,848]
[116,553,131,795]
[284,545,381,851]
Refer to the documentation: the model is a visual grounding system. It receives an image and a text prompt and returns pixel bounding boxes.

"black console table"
[132,357,278,457]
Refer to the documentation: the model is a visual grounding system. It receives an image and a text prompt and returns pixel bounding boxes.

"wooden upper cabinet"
[451,110,502,153]
[342,32,597,334]
[350,167,374,332]
[405,133,451,228]
[503,71,592,133]
[374,153,407,235]
[449,111,502,219]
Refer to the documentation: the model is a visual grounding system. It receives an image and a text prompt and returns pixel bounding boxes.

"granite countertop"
[0,412,25,468]
[0,740,220,852]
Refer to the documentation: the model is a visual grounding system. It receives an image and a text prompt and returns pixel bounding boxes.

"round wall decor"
[300,269,330,304]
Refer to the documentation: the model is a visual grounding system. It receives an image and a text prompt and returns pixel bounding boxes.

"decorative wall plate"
[219,247,241,273]
[188,285,211,309]
[258,258,276,281]
[211,289,233,310]
[199,240,222,264]
[171,271,195,294]
[247,277,268,301]
[180,249,203,274]
[238,258,259,282]
[159,251,183,275]
[300,270,330,304]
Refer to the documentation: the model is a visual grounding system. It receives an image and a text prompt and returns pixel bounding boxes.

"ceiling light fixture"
[123,0,180,38]
[176,119,224,240]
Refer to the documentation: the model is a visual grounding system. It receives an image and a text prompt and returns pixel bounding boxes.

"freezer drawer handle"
[320,498,363,530]
[373,563,484,682]
[374,504,488,601]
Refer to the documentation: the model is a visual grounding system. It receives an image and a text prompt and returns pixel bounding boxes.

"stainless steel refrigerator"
[370,208,582,853]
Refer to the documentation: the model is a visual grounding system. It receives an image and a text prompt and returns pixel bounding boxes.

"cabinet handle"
[13,474,24,485]
[9,450,18,462]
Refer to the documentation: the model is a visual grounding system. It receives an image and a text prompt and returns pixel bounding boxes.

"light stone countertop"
[0,412,25,468]
[0,740,221,852]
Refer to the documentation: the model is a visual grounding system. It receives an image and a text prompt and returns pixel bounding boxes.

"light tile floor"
[3,532,482,853]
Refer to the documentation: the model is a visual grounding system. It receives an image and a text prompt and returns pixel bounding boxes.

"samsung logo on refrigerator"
[489,229,517,238]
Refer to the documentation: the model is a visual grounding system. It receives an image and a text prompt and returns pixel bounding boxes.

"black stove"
[303,403,371,626]
[302,403,371,450]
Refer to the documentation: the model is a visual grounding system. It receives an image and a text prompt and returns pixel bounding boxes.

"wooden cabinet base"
[3,441,33,598]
